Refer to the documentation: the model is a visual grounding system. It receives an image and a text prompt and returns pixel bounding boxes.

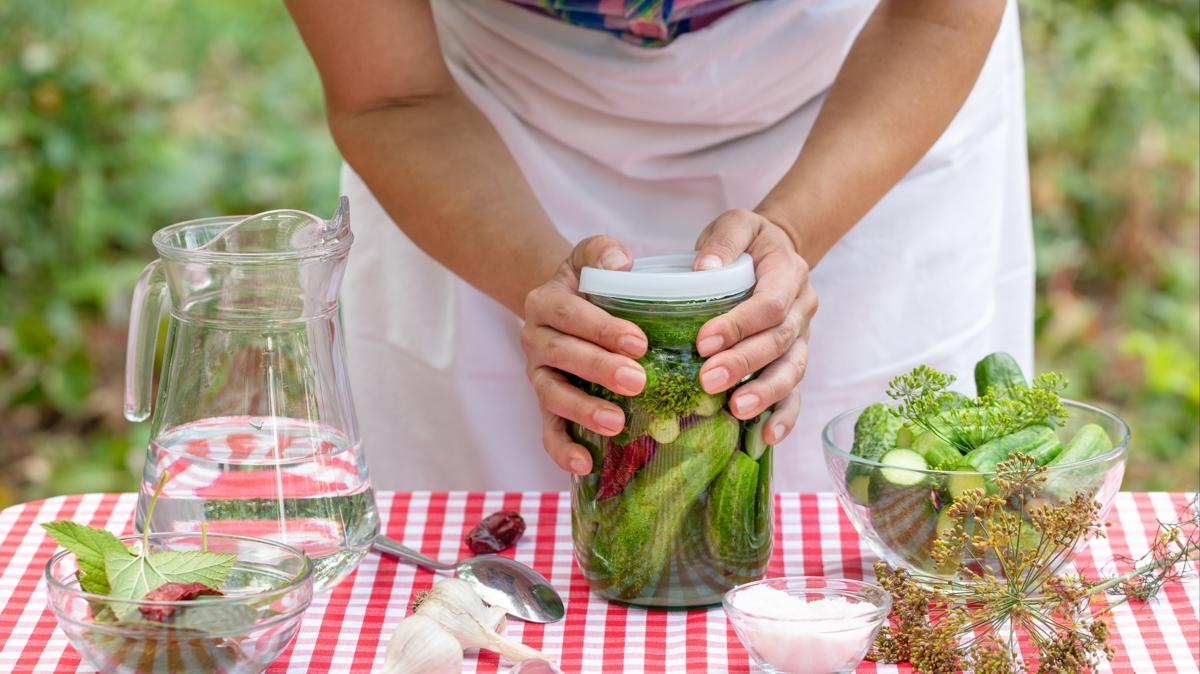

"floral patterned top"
[506,0,760,46]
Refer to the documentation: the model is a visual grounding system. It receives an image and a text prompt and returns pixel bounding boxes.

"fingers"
[568,234,634,279]
[695,239,809,358]
[522,326,645,396]
[540,411,593,475]
[699,298,810,396]
[693,209,758,271]
[726,337,809,420]
[524,284,647,359]
[763,389,801,445]
[529,366,625,436]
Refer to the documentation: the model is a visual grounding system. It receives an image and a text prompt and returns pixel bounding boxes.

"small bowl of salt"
[722,577,891,674]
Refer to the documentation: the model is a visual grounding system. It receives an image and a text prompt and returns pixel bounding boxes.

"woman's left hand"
[692,209,818,444]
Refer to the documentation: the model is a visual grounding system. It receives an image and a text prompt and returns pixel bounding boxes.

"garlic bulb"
[414,577,551,663]
[381,614,462,674]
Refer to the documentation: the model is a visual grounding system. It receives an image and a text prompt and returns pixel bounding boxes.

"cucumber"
[914,432,962,470]
[589,412,739,600]
[704,451,760,569]
[958,425,1061,473]
[895,422,920,449]
[877,449,928,487]
[752,446,773,564]
[1046,423,1114,467]
[935,507,959,540]
[974,352,1027,397]
[844,404,903,504]
[647,415,681,444]
[1043,423,1116,502]
[848,473,872,505]
[844,400,902,501]
[743,411,772,461]
[947,471,987,500]
[850,403,903,461]
[930,508,964,574]
[939,391,972,411]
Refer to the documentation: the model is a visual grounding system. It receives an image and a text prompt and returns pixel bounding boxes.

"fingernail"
[696,254,723,271]
[594,408,624,432]
[569,455,590,475]
[600,248,630,270]
[733,392,761,415]
[700,366,729,391]
[618,334,647,356]
[615,366,646,392]
[697,335,724,355]
[771,423,786,443]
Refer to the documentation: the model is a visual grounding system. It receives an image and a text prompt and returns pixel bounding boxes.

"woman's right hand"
[521,236,649,476]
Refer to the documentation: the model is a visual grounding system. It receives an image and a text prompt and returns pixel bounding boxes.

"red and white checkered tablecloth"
[0,492,1196,673]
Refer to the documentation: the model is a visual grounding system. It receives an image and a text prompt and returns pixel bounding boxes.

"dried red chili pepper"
[138,581,224,621]
[465,510,527,554]
[596,435,657,501]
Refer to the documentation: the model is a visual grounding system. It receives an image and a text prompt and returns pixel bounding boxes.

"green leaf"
[77,568,111,595]
[104,550,236,603]
[42,520,132,579]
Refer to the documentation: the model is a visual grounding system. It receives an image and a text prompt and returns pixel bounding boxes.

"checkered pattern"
[1,492,1196,673]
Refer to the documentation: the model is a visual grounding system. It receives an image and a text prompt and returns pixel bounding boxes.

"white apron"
[340,0,1034,491]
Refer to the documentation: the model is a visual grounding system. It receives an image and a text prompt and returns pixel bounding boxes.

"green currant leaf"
[42,520,132,580]
[104,549,236,604]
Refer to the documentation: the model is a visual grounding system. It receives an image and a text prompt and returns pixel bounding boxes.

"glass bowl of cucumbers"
[822,353,1130,578]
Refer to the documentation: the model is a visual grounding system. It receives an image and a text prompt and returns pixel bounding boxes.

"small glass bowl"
[45,532,313,674]
[723,577,891,674]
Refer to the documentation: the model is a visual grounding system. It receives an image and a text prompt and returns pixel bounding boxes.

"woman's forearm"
[331,94,571,316]
[757,0,1007,265]
[287,0,569,316]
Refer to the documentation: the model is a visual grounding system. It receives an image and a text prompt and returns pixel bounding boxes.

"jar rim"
[579,253,755,301]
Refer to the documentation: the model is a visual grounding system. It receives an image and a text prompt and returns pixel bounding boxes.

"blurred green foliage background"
[1,0,1197,507]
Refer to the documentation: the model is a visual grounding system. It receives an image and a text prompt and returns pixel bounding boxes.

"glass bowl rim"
[822,398,1130,475]
[44,531,313,606]
[152,215,353,263]
[722,576,893,629]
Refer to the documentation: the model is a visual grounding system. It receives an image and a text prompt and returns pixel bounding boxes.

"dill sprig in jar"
[569,253,773,608]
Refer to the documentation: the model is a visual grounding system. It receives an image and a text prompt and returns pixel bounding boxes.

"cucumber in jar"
[704,445,772,583]
[589,412,739,600]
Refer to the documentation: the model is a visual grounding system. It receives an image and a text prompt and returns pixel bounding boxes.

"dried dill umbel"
[867,455,1200,674]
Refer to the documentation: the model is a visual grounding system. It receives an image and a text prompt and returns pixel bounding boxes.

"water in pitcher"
[137,416,378,592]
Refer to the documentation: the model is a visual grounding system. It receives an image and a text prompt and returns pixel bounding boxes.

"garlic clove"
[511,659,567,674]
[485,604,508,633]
[414,577,553,664]
[382,614,463,674]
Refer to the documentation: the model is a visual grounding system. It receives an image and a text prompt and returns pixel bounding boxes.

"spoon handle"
[372,535,457,571]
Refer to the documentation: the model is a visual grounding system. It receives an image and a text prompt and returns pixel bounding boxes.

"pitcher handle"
[124,260,167,422]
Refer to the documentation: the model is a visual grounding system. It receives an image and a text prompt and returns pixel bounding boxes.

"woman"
[287,0,1033,491]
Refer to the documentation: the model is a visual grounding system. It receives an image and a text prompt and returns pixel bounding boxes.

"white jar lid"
[579,253,755,301]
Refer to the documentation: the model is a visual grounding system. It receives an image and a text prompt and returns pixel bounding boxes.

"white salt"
[730,586,881,674]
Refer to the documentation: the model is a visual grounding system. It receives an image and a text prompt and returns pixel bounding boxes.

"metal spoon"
[372,535,566,624]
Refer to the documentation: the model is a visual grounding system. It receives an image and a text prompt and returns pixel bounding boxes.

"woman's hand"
[692,209,818,444]
[521,237,649,476]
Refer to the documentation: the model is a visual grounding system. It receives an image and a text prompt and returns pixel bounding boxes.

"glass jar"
[570,254,774,608]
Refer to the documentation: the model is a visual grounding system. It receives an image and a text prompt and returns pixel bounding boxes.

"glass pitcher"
[124,200,378,592]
